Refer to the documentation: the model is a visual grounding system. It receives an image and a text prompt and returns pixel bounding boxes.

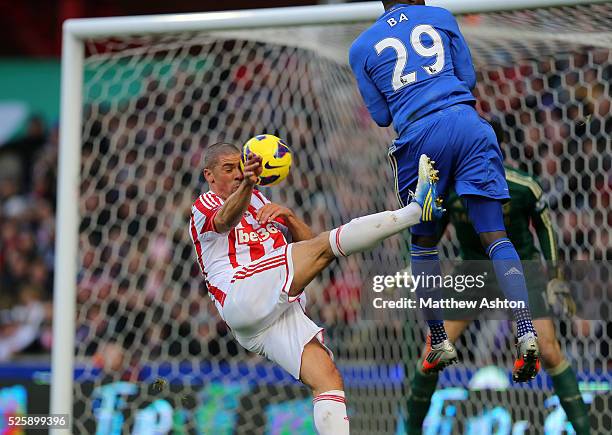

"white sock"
[329,203,422,257]
[313,390,350,435]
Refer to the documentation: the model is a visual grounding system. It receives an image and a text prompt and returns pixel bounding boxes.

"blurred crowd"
[0,117,57,361]
[474,50,611,261]
[0,39,609,380]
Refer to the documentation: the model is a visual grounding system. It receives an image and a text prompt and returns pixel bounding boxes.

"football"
[241,134,292,186]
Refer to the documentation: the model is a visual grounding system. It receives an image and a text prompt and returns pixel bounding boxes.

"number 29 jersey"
[349,5,476,136]
[189,189,289,311]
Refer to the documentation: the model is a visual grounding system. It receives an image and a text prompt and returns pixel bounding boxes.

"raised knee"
[310,363,343,394]
[318,231,336,261]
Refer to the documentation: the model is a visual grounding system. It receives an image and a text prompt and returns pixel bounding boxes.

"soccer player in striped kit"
[190,142,442,434]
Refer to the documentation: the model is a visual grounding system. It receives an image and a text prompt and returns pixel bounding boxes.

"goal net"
[59,1,611,433]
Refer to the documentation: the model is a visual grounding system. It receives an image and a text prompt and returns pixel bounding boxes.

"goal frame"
[52,0,607,432]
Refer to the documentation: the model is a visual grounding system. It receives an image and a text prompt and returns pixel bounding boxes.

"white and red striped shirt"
[189,189,289,315]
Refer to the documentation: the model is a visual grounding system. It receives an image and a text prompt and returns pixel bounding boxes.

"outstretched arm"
[214,155,262,233]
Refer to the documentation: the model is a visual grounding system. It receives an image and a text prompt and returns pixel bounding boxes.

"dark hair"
[382,1,423,9]
[203,142,240,170]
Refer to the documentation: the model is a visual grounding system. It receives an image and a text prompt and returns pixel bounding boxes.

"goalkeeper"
[406,148,590,433]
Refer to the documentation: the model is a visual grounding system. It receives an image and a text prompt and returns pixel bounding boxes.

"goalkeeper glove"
[546,278,576,317]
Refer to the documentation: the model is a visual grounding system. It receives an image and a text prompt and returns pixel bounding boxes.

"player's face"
[207,152,243,199]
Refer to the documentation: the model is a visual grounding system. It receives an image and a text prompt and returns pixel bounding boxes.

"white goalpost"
[53,0,611,433]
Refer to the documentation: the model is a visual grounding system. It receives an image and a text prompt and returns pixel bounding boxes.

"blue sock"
[411,244,447,346]
[486,238,536,338]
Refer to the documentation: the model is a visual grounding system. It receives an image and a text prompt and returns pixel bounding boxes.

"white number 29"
[375,24,445,92]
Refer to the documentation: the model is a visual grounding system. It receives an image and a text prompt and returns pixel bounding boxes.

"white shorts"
[222,244,331,379]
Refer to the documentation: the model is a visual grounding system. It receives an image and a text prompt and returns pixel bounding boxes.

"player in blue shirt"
[350,1,540,382]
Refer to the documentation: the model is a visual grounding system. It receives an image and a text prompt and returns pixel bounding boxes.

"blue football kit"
[350,4,539,361]
[349,4,510,236]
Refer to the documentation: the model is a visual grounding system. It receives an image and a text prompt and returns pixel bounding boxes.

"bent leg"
[329,203,422,257]
[300,339,349,435]
[533,318,563,369]
[465,195,536,339]
[289,232,336,296]
[406,320,470,433]
[411,233,447,346]
[535,319,591,434]
[289,202,423,295]
[300,338,343,396]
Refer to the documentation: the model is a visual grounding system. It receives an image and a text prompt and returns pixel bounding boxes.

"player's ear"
[203,168,213,184]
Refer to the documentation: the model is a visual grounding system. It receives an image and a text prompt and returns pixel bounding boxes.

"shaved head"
[202,142,243,199]
[203,142,241,170]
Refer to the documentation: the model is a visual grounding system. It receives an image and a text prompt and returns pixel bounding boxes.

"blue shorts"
[388,104,510,236]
